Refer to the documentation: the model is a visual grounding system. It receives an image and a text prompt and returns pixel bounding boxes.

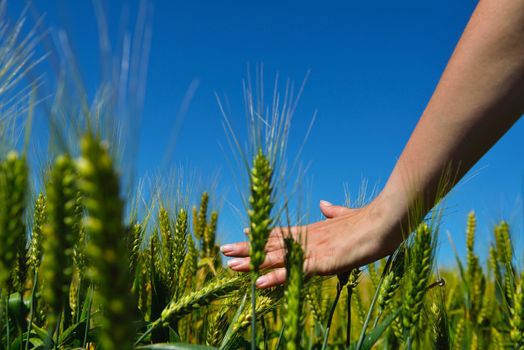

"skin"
[221,0,524,288]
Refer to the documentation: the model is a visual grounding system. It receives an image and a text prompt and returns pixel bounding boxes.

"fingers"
[243,224,306,241]
[220,235,286,257]
[319,200,353,219]
[227,250,285,272]
[222,225,304,258]
[269,225,303,238]
[256,268,286,288]
[220,241,250,257]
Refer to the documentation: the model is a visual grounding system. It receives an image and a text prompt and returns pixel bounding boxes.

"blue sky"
[11,0,524,266]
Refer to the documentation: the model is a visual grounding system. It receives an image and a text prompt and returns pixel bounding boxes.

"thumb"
[319,200,353,219]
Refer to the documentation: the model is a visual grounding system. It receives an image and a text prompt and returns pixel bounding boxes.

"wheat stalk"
[0,151,28,295]
[510,273,524,349]
[203,211,218,259]
[28,193,47,272]
[160,275,243,324]
[377,249,405,314]
[248,150,274,273]
[77,134,135,350]
[41,154,78,328]
[172,208,188,299]
[179,230,198,293]
[466,211,478,284]
[305,281,324,325]
[453,317,465,350]
[194,192,209,242]
[221,292,280,350]
[283,237,305,350]
[402,223,434,343]
[206,301,231,347]
[129,222,143,277]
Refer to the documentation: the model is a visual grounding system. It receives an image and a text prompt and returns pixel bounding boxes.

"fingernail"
[320,200,332,206]
[220,244,234,253]
[227,258,244,268]
[256,276,268,288]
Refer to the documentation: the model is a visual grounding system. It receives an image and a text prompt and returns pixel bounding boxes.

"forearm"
[380,0,524,236]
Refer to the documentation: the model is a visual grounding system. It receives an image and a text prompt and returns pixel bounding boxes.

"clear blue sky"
[10,0,524,266]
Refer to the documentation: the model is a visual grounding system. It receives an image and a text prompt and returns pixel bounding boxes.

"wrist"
[369,189,410,251]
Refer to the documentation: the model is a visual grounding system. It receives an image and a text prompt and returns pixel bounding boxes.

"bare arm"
[382,0,524,235]
[222,0,524,288]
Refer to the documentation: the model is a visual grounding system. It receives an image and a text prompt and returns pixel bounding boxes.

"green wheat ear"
[305,279,324,325]
[172,208,188,298]
[73,191,87,279]
[179,229,198,293]
[453,316,465,350]
[495,221,512,267]
[248,149,274,274]
[466,211,479,282]
[206,301,230,346]
[194,192,209,242]
[129,222,143,277]
[283,236,305,350]
[223,291,281,350]
[494,221,515,304]
[431,293,450,350]
[377,248,405,313]
[77,133,135,350]
[29,193,47,272]
[160,275,244,324]
[203,210,218,259]
[510,272,524,349]
[402,222,433,339]
[41,154,78,327]
[0,151,28,295]
[157,205,177,298]
[158,206,173,277]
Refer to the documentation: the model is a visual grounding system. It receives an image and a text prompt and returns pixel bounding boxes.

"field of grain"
[0,6,522,350]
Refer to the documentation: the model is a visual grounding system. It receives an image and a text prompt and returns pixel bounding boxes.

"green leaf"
[168,325,182,343]
[274,326,285,349]
[9,334,23,349]
[8,292,29,322]
[151,266,171,342]
[447,232,471,309]
[80,285,94,320]
[30,324,49,340]
[219,292,247,349]
[349,307,401,350]
[28,337,45,349]
[59,320,87,346]
[137,343,218,350]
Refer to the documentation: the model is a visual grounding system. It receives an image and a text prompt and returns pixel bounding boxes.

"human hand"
[220,195,403,288]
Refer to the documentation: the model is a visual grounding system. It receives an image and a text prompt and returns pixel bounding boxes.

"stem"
[261,316,268,349]
[251,275,257,350]
[17,293,23,350]
[82,285,94,348]
[321,281,343,350]
[75,276,83,324]
[346,286,353,347]
[134,319,161,346]
[355,254,394,350]
[372,310,383,329]
[53,311,61,350]
[25,270,38,350]
[275,325,285,350]
[186,313,191,341]
[5,295,10,350]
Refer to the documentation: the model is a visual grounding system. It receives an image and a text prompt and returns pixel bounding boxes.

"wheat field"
[0,5,523,350]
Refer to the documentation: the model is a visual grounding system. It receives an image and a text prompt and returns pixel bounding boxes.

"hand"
[220,195,403,288]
